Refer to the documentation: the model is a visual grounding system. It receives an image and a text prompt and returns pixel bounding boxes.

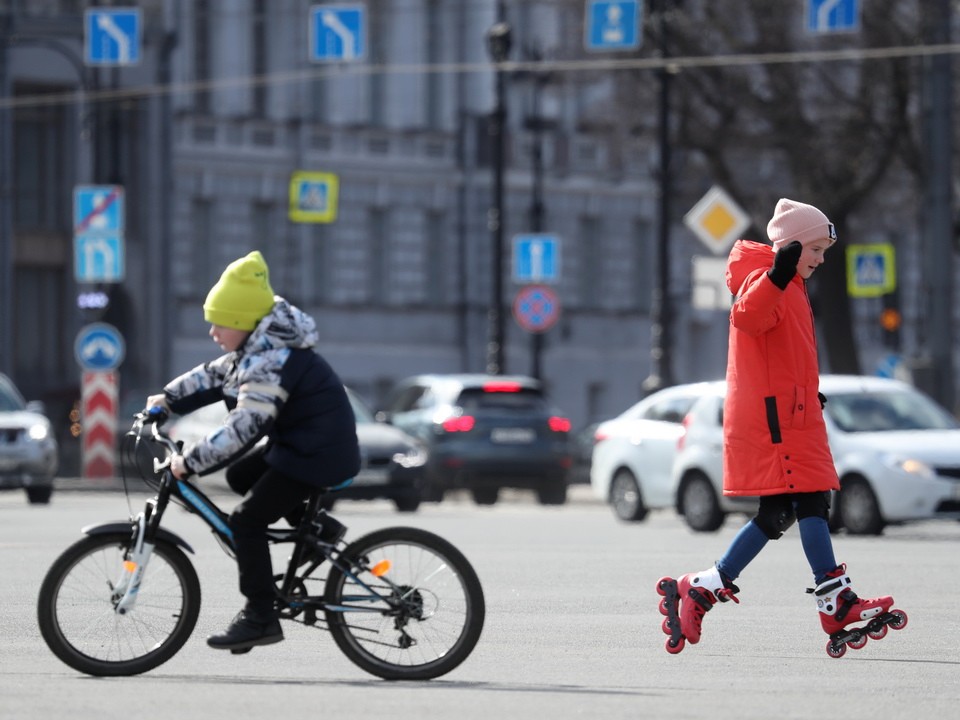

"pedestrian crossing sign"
[846,243,895,298]
[289,171,339,223]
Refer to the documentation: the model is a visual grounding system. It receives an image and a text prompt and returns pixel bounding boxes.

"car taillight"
[593,427,609,443]
[676,414,693,451]
[482,381,522,393]
[441,415,475,432]
[548,416,571,433]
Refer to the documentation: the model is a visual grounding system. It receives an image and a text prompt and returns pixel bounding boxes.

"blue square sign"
[85,8,142,66]
[585,0,641,52]
[310,4,366,62]
[513,234,560,284]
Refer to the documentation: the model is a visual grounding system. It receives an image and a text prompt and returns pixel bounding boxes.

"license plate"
[490,427,535,444]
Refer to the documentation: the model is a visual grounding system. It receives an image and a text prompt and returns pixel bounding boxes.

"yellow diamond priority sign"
[684,186,750,255]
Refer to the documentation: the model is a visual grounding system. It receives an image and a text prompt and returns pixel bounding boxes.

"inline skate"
[811,564,908,658]
[656,565,739,654]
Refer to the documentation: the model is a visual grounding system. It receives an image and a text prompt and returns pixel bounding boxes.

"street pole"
[528,68,547,380]
[485,15,511,376]
[920,0,954,410]
[0,10,13,375]
[643,0,674,394]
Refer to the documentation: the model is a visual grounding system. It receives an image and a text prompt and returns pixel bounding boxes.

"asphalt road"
[2,484,959,720]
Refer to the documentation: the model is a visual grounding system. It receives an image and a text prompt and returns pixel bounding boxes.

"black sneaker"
[207,610,284,651]
[297,515,347,568]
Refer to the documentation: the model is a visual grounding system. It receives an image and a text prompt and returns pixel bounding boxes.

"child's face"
[209,324,250,352]
[797,240,831,280]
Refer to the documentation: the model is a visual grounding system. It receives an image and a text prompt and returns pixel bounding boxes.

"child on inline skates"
[657,199,907,658]
[147,250,360,652]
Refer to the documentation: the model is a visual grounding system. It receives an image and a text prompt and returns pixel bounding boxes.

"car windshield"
[346,390,375,425]
[456,388,546,413]
[0,380,25,412]
[825,389,959,432]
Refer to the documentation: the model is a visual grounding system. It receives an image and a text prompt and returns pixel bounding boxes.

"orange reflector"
[123,560,137,573]
[371,560,392,577]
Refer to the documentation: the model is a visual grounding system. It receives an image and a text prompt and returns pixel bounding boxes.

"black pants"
[225,450,312,618]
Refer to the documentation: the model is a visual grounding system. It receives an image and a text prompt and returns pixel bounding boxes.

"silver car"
[0,373,59,504]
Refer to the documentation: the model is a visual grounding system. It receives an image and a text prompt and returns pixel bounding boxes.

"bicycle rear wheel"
[324,527,485,680]
[37,532,201,676]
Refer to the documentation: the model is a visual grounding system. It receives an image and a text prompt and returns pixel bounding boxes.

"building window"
[369,207,389,303]
[425,0,442,129]
[192,198,215,291]
[194,0,212,114]
[578,215,602,309]
[368,3,386,126]
[13,95,66,231]
[632,218,653,312]
[252,0,268,118]
[425,210,446,305]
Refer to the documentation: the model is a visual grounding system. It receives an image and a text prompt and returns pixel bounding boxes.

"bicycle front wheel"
[37,532,201,676]
[324,526,485,680]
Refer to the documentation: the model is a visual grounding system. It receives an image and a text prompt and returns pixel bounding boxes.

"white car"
[671,375,960,534]
[590,382,721,521]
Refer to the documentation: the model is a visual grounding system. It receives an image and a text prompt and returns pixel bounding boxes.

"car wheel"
[680,472,724,533]
[536,483,567,506]
[610,469,647,522]
[26,485,53,505]
[838,478,885,535]
[394,495,421,513]
[471,488,499,505]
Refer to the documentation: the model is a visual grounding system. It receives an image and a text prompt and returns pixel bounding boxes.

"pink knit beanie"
[767,198,837,249]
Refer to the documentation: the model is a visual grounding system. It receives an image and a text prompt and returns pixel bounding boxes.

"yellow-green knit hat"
[203,251,275,330]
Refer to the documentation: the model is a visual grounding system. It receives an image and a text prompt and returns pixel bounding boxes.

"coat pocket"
[764,396,782,444]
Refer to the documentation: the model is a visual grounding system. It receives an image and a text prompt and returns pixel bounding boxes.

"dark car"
[167,387,427,512]
[377,374,572,506]
[0,373,59,504]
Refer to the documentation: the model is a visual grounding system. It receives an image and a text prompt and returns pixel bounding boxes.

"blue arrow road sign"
[310,4,366,62]
[585,0,641,52]
[75,234,125,282]
[75,323,126,372]
[513,234,560,283]
[806,0,859,33]
[84,8,141,65]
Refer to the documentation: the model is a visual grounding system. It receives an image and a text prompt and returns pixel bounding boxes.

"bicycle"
[37,408,485,680]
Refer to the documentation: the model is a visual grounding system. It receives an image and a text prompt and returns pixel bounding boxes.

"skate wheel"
[658,597,670,616]
[661,618,675,636]
[655,577,673,597]
[665,635,685,654]
[868,624,888,640]
[889,609,908,630]
[825,639,846,659]
[847,634,868,650]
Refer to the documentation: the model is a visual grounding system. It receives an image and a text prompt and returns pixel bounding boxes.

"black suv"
[378,374,572,505]
[0,373,59,504]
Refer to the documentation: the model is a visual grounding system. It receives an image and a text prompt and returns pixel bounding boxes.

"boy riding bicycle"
[147,250,359,652]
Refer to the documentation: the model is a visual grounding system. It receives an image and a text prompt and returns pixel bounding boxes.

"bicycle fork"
[112,510,155,614]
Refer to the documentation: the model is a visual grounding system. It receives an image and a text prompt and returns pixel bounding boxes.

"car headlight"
[28,423,50,441]
[393,445,428,468]
[880,453,935,479]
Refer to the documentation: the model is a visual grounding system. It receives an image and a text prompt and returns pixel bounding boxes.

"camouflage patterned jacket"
[164,297,360,486]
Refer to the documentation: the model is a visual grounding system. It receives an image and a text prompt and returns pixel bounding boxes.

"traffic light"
[880,292,901,350]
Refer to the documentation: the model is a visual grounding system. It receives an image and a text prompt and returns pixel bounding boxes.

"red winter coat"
[722,240,839,497]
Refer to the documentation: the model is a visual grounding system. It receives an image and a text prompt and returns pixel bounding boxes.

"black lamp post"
[485,19,512,376]
[642,0,674,394]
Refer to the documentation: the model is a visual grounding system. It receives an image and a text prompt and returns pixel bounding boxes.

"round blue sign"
[74,323,125,371]
[513,285,560,334]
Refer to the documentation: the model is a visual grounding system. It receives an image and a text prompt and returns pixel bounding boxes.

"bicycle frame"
[118,416,405,621]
